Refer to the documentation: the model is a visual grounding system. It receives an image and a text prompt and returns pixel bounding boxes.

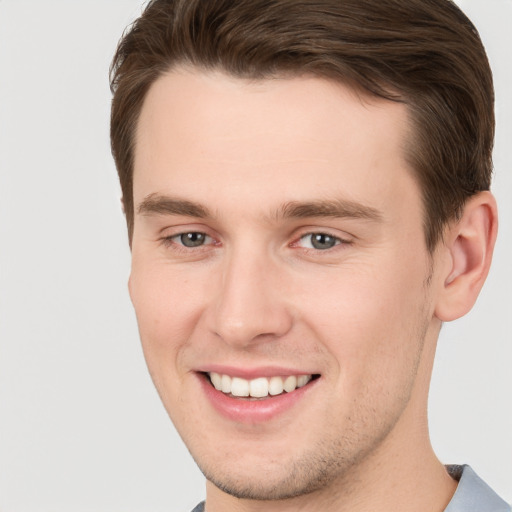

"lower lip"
[198,374,318,424]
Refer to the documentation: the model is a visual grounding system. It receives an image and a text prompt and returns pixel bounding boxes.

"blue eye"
[173,232,212,248]
[299,233,341,250]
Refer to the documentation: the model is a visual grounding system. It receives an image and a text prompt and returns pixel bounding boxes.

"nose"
[208,248,293,348]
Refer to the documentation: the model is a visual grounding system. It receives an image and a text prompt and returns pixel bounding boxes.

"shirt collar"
[444,465,510,512]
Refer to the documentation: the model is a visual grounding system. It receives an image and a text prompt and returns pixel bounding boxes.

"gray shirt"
[445,465,510,512]
[190,465,510,512]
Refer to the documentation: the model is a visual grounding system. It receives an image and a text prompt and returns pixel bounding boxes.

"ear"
[434,191,498,322]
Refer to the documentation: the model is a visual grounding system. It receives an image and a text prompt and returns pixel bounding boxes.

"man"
[109,1,510,510]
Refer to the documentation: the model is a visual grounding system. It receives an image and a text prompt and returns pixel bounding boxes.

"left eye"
[171,232,213,248]
[298,233,341,250]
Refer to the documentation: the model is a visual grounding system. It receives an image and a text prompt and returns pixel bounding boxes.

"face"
[130,68,443,501]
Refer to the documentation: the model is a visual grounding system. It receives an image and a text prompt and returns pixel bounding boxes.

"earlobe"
[434,191,498,322]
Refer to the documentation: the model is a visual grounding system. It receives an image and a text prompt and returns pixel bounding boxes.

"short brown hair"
[110,0,494,251]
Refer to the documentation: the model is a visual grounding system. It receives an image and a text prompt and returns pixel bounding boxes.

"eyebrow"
[136,193,383,223]
[137,193,212,218]
[278,199,382,222]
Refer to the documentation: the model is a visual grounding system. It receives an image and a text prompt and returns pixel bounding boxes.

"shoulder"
[189,502,205,512]
[444,465,510,512]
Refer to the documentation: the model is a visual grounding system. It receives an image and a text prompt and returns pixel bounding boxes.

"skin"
[129,67,496,512]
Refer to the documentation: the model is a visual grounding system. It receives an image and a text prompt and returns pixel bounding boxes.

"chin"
[201,463,331,501]
[191,439,359,501]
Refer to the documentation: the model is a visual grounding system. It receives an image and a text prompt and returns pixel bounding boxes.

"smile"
[199,370,321,423]
[207,372,315,398]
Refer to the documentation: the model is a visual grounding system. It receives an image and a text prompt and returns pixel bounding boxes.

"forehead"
[133,67,417,220]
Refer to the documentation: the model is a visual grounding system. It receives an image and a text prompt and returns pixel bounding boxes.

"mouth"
[205,371,320,400]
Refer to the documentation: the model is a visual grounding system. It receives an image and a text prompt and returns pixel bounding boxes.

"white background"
[0,1,510,511]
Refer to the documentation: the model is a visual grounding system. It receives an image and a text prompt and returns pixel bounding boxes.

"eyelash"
[161,232,217,251]
[294,232,345,250]
[160,230,351,254]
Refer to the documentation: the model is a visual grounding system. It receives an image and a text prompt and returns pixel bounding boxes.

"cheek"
[129,260,207,384]
[299,261,430,377]
[303,269,431,438]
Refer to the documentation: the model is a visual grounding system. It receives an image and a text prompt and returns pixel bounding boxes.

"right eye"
[168,232,213,248]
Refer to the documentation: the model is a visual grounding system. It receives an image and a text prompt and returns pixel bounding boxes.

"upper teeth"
[208,373,312,398]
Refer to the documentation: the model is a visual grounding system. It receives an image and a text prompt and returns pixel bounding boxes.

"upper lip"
[196,364,319,379]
